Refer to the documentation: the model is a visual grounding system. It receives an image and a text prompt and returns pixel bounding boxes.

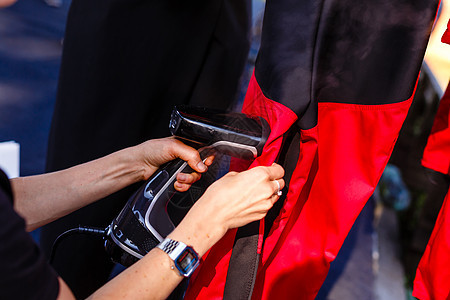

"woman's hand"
[88,163,285,300]
[174,155,215,192]
[169,163,285,256]
[198,163,285,232]
[12,137,209,231]
[132,137,213,191]
[132,137,209,180]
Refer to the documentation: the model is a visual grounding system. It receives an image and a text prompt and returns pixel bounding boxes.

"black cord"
[49,226,106,264]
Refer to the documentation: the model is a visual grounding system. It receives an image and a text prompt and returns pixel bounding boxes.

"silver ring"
[275,180,282,196]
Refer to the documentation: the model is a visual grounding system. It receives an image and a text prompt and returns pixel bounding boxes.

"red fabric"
[412,18,450,299]
[413,84,450,300]
[421,84,450,175]
[441,19,450,45]
[413,191,450,300]
[186,73,413,299]
[186,73,299,299]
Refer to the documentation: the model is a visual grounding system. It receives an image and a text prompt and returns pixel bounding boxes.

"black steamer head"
[105,106,270,267]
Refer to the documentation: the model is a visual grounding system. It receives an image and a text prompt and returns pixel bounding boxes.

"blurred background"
[0,0,449,299]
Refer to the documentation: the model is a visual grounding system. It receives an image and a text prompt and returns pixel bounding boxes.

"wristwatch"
[157,238,200,277]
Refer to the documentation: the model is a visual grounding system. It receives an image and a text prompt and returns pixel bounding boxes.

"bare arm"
[86,164,285,300]
[11,138,207,231]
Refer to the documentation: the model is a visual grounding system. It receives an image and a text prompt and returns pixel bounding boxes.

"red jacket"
[413,22,450,297]
[186,1,439,299]
[413,84,450,300]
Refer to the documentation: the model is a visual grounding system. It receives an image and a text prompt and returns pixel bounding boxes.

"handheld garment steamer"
[103,105,270,267]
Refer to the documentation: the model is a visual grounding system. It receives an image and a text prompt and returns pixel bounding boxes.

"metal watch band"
[157,238,185,261]
[157,237,200,277]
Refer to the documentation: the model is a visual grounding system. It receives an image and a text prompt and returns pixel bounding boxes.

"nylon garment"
[413,81,450,300]
[185,0,440,299]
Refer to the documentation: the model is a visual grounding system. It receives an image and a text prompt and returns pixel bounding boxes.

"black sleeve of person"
[0,170,60,300]
[255,0,439,130]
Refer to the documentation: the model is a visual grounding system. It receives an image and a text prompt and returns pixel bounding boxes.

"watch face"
[175,246,199,276]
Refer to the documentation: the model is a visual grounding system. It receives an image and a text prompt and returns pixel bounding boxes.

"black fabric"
[264,128,300,238]
[256,0,322,129]
[223,0,438,297]
[223,221,260,300]
[255,0,439,129]
[41,0,251,298]
[223,129,300,299]
[314,0,436,104]
[0,169,60,300]
[0,168,12,203]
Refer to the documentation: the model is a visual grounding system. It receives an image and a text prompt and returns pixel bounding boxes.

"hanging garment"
[413,84,450,300]
[413,187,450,300]
[413,24,450,298]
[185,0,440,299]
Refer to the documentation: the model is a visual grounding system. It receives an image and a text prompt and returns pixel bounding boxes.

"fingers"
[266,163,285,181]
[254,164,285,198]
[273,179,283,196]
[243,163,284,181]
[250,164,285,204]
[174,171,202,192]
[188,162,286,231]
[203,155,215,167]
[173,154,216,192]
[238,163,285,201]
[169,139,208,173]
[174,181,190,192]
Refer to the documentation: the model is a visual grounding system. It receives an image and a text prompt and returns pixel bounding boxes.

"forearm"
[85,165,284,300]
[86,215,222,300]
[87,246,184,300]
[11,146,146,231]
[10,137,206,232]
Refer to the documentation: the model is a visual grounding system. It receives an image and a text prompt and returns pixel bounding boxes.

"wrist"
[168,216,226,258]
[157,238,200,277]
[119,145,151,182]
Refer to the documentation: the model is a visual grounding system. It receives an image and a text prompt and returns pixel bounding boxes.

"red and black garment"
[186,0,439,299]
[413,20,450,300]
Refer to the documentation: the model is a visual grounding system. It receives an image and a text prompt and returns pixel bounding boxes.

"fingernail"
[178,173,187,181]
[197,161,207,172]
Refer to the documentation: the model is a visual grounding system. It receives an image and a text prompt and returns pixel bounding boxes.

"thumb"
[170,139,208,173]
